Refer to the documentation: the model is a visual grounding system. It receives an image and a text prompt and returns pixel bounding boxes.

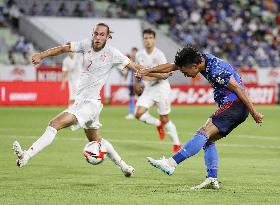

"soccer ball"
[83,141,107,165]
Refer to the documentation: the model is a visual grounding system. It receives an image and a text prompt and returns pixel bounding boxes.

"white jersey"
[135,47,170,91]
[62,54,82,99]
[70,38,130,101]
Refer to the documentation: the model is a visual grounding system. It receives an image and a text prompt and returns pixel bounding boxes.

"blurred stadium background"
[0,0,279,105]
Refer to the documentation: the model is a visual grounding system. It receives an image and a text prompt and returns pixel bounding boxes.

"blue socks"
[172,129,208,164]
[171,129,219,178]
[128,97,135,115]
[204,142,218,178]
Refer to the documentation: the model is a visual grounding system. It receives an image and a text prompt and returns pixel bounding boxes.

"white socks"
[139,112,161,126]
[101,138,127,168]
[26,126,57,158]
[165,121,180,145]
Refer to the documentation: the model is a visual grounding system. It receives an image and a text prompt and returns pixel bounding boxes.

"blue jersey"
[200,54,244,107]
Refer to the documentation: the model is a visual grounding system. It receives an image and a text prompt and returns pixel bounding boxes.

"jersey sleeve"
[112,48,131,71]
[69,39,91,53]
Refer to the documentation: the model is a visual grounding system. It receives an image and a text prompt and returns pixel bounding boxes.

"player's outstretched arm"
[141,63,177,75]
[32,44,71,65]
[126,61,146,72]
[145,72,173,80]
[227,76,264,124]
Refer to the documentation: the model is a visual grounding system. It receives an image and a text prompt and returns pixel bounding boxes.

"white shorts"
[136,90,171,115]
[64,99,103,131]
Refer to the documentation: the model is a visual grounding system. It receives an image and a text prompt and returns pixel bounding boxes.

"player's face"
[92,25,109,51]
[179,64,200,78]
[143,34,155,50]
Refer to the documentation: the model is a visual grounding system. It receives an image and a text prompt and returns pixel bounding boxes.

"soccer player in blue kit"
[140,45,264,189]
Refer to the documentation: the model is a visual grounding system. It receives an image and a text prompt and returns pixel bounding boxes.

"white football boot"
[191,177,220,190]
[121,164,135,177]
[12,141,30,168]
[147,156,175,176]
[125,114,135,120]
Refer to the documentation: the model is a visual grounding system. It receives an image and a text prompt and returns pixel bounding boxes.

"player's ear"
[108,31,113,39]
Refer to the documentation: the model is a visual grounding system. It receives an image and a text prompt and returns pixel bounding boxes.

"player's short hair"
[131,47,138,52]
[143,28,156,38]
[95,23,113,39]
[174,45,203,67]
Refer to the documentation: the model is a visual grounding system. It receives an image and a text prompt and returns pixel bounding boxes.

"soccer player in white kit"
[134,29,181,153]
[61,52,82,105]
[11,23,164,177]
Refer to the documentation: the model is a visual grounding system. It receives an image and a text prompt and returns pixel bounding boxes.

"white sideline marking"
[0,128,279,140]
[2,134,280,150]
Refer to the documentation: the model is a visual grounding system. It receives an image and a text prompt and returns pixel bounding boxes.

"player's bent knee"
[135,112,143,119]
[48,119,65,130]
[160,115,169,124]
[196,128,209,139]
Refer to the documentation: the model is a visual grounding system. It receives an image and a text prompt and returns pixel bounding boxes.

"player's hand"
[32,53,42,65]
[161,72,173,80]
[135,70,142,80]
[252,112,264,124]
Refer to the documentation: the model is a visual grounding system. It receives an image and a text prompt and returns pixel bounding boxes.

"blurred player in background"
[11,23,166,177]
[134,28,181,153]
[124,47,138,120]
[61,52,82,105]
[142,45,264,189]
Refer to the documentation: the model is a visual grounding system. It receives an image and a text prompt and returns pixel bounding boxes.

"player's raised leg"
[12,112,77,167]
[84,129,135,177]
[147,118,219,175]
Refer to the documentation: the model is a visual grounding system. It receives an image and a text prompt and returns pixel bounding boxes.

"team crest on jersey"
[216,76,225,85]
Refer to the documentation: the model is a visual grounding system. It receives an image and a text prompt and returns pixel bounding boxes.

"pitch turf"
[0,105,279,205]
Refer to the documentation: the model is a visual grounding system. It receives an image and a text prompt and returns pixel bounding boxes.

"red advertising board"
[0,82,68,106]
[110,85,277,105]
[0,82,105,106]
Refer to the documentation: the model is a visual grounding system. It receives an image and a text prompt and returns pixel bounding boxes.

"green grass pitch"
[0,105,279,205]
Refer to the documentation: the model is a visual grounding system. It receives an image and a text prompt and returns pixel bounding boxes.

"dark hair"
[96,22,113,39]
[131,47,138,52]
[143,28,156,38]
[174,45,203,67]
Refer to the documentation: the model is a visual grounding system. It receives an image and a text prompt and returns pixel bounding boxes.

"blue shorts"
[211,100,249,136]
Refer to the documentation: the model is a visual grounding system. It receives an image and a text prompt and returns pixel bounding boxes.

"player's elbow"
[61,45,71,53]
